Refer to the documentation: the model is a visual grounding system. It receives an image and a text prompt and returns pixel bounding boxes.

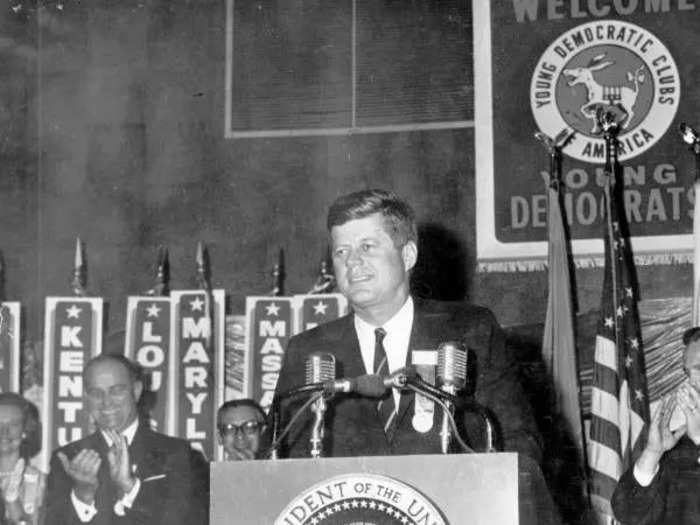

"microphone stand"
[309,394,329,458]
[268,384,326,460]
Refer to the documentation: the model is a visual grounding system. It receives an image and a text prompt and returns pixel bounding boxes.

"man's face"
[331,213,417,318]
[85,360,142,433]
[217,405,264,460]
[684,341,700,392]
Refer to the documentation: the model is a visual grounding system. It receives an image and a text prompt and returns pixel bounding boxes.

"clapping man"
[46,354,206,525]
[612,327,700,524]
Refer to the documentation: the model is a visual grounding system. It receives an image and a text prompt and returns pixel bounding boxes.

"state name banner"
[474,1,699,270]
[0,302,21,393]
[41,297,103,471]
[124,296,172,434]
[245,297,294,412]
[245,294,348,412]
[295,293,349,334]
[169,290,225,460]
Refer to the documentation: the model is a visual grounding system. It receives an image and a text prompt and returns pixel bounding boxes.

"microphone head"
[437,341,467,391]
[355,375,388,398]
[305,352,336,384]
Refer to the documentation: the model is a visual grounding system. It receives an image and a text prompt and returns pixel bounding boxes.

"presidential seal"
[275,473,448,525]
[530,20,680,163]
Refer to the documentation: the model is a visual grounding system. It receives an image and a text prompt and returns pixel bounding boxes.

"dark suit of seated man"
[273,189,542,461]
[46,354,206,525]
[612,327,700,525]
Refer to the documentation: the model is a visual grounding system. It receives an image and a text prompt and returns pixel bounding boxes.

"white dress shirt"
[71,417,142,521]
[354,296,414,409]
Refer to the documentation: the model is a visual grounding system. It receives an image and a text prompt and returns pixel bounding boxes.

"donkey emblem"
[563,53,645,134]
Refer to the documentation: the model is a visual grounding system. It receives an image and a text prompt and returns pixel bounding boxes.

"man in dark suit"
[612,327,700,525]
[273,189,542,460]
[46,354,206,525]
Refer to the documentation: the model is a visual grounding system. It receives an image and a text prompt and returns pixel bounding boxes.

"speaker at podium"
[210,453,561,524]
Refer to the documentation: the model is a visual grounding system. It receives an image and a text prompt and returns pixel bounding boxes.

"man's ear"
[133,380,144,403]
[401,241,418,272]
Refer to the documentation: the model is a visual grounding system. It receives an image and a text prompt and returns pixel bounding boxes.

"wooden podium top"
[210,453,559,524]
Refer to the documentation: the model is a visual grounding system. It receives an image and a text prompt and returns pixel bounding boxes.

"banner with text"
[125,297,172,434]
[474,1,699,269]
[0,302,21,393]
[41,297,103,471]
[245,294,348,412]
[170,290,225,460]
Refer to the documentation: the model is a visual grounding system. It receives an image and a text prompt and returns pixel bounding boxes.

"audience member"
[217,399,267,461]
[612,326,700,524]
[0,393,45,525]
[45,354,207,525]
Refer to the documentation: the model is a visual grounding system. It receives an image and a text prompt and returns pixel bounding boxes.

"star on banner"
[190,297,204,311]
[313,301,328,315]
[66,305,82,319]
[604,317,614,328]
[146,304,161,318]
[625,287,634,298]
[265,302,280,316]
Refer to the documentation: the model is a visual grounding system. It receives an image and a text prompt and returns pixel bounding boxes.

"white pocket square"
[142,474,166,482]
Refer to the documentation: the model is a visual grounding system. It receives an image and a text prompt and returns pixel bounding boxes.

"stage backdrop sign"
[475,2,699,270]
[124,296,172,434]
[0,302,21,393]
[169,290,225,460]
[41,297,103,472]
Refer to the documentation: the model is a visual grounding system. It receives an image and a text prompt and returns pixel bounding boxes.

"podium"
[210,453,560,524]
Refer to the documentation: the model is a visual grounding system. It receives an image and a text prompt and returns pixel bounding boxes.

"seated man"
[612,326,700,524]
[217,399,268,460]
[46,354,207,525]
[273,189,542,460]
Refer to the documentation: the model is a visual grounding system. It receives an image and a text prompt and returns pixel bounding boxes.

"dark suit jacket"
[45,424,207,525]
[612,436,700,525]
[274,298,542,461]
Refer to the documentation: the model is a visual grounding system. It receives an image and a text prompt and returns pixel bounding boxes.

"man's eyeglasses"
[217,420,264,438]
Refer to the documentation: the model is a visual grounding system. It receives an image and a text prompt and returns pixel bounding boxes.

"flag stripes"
[587,175,650,518]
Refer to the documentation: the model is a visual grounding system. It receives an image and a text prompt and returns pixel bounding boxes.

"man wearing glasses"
[45,354,207,525]
[612,326,700,524]
[216,399,268,461]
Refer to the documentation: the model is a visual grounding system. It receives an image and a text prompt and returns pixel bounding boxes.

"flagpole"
[678,123,700,326]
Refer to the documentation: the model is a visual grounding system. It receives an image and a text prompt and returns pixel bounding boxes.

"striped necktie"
[374,327,398,441]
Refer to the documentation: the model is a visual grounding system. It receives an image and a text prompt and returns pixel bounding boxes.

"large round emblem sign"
[274,473,448,525]
[530,20,680,163]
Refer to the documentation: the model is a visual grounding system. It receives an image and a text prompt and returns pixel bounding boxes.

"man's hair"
[217,399,267,425]
[82,353,142,384]
[326,189,417,247]
[683,326,700,347]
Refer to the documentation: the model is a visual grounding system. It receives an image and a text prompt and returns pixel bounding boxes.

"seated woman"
[0,393,45,525]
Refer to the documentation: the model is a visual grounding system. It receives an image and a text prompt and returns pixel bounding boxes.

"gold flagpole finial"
[146,245,170,296]
[308,253,335,294]
[195,242,211,291]
[71,237,87,296]
[271,248,285,297]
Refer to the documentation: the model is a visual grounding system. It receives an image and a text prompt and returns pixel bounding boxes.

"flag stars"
[616,306,625,317]
[625,355,633,368]
[635,389,644,401]
[628,337,639,350]
[625,287,634,298]
[190,297,204,311]
[313,301,328,316]
[265,302,280,316]
[146,303,161,318]
[604,317,614,328]
[66,305,82,319]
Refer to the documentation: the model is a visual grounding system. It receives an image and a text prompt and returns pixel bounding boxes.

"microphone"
[436,342,468,453]
[305,352,335,458]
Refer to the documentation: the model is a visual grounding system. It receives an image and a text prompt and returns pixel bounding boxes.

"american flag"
[587,180,650,518]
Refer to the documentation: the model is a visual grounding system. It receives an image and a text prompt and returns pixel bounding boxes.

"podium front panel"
[211,453,520,524]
